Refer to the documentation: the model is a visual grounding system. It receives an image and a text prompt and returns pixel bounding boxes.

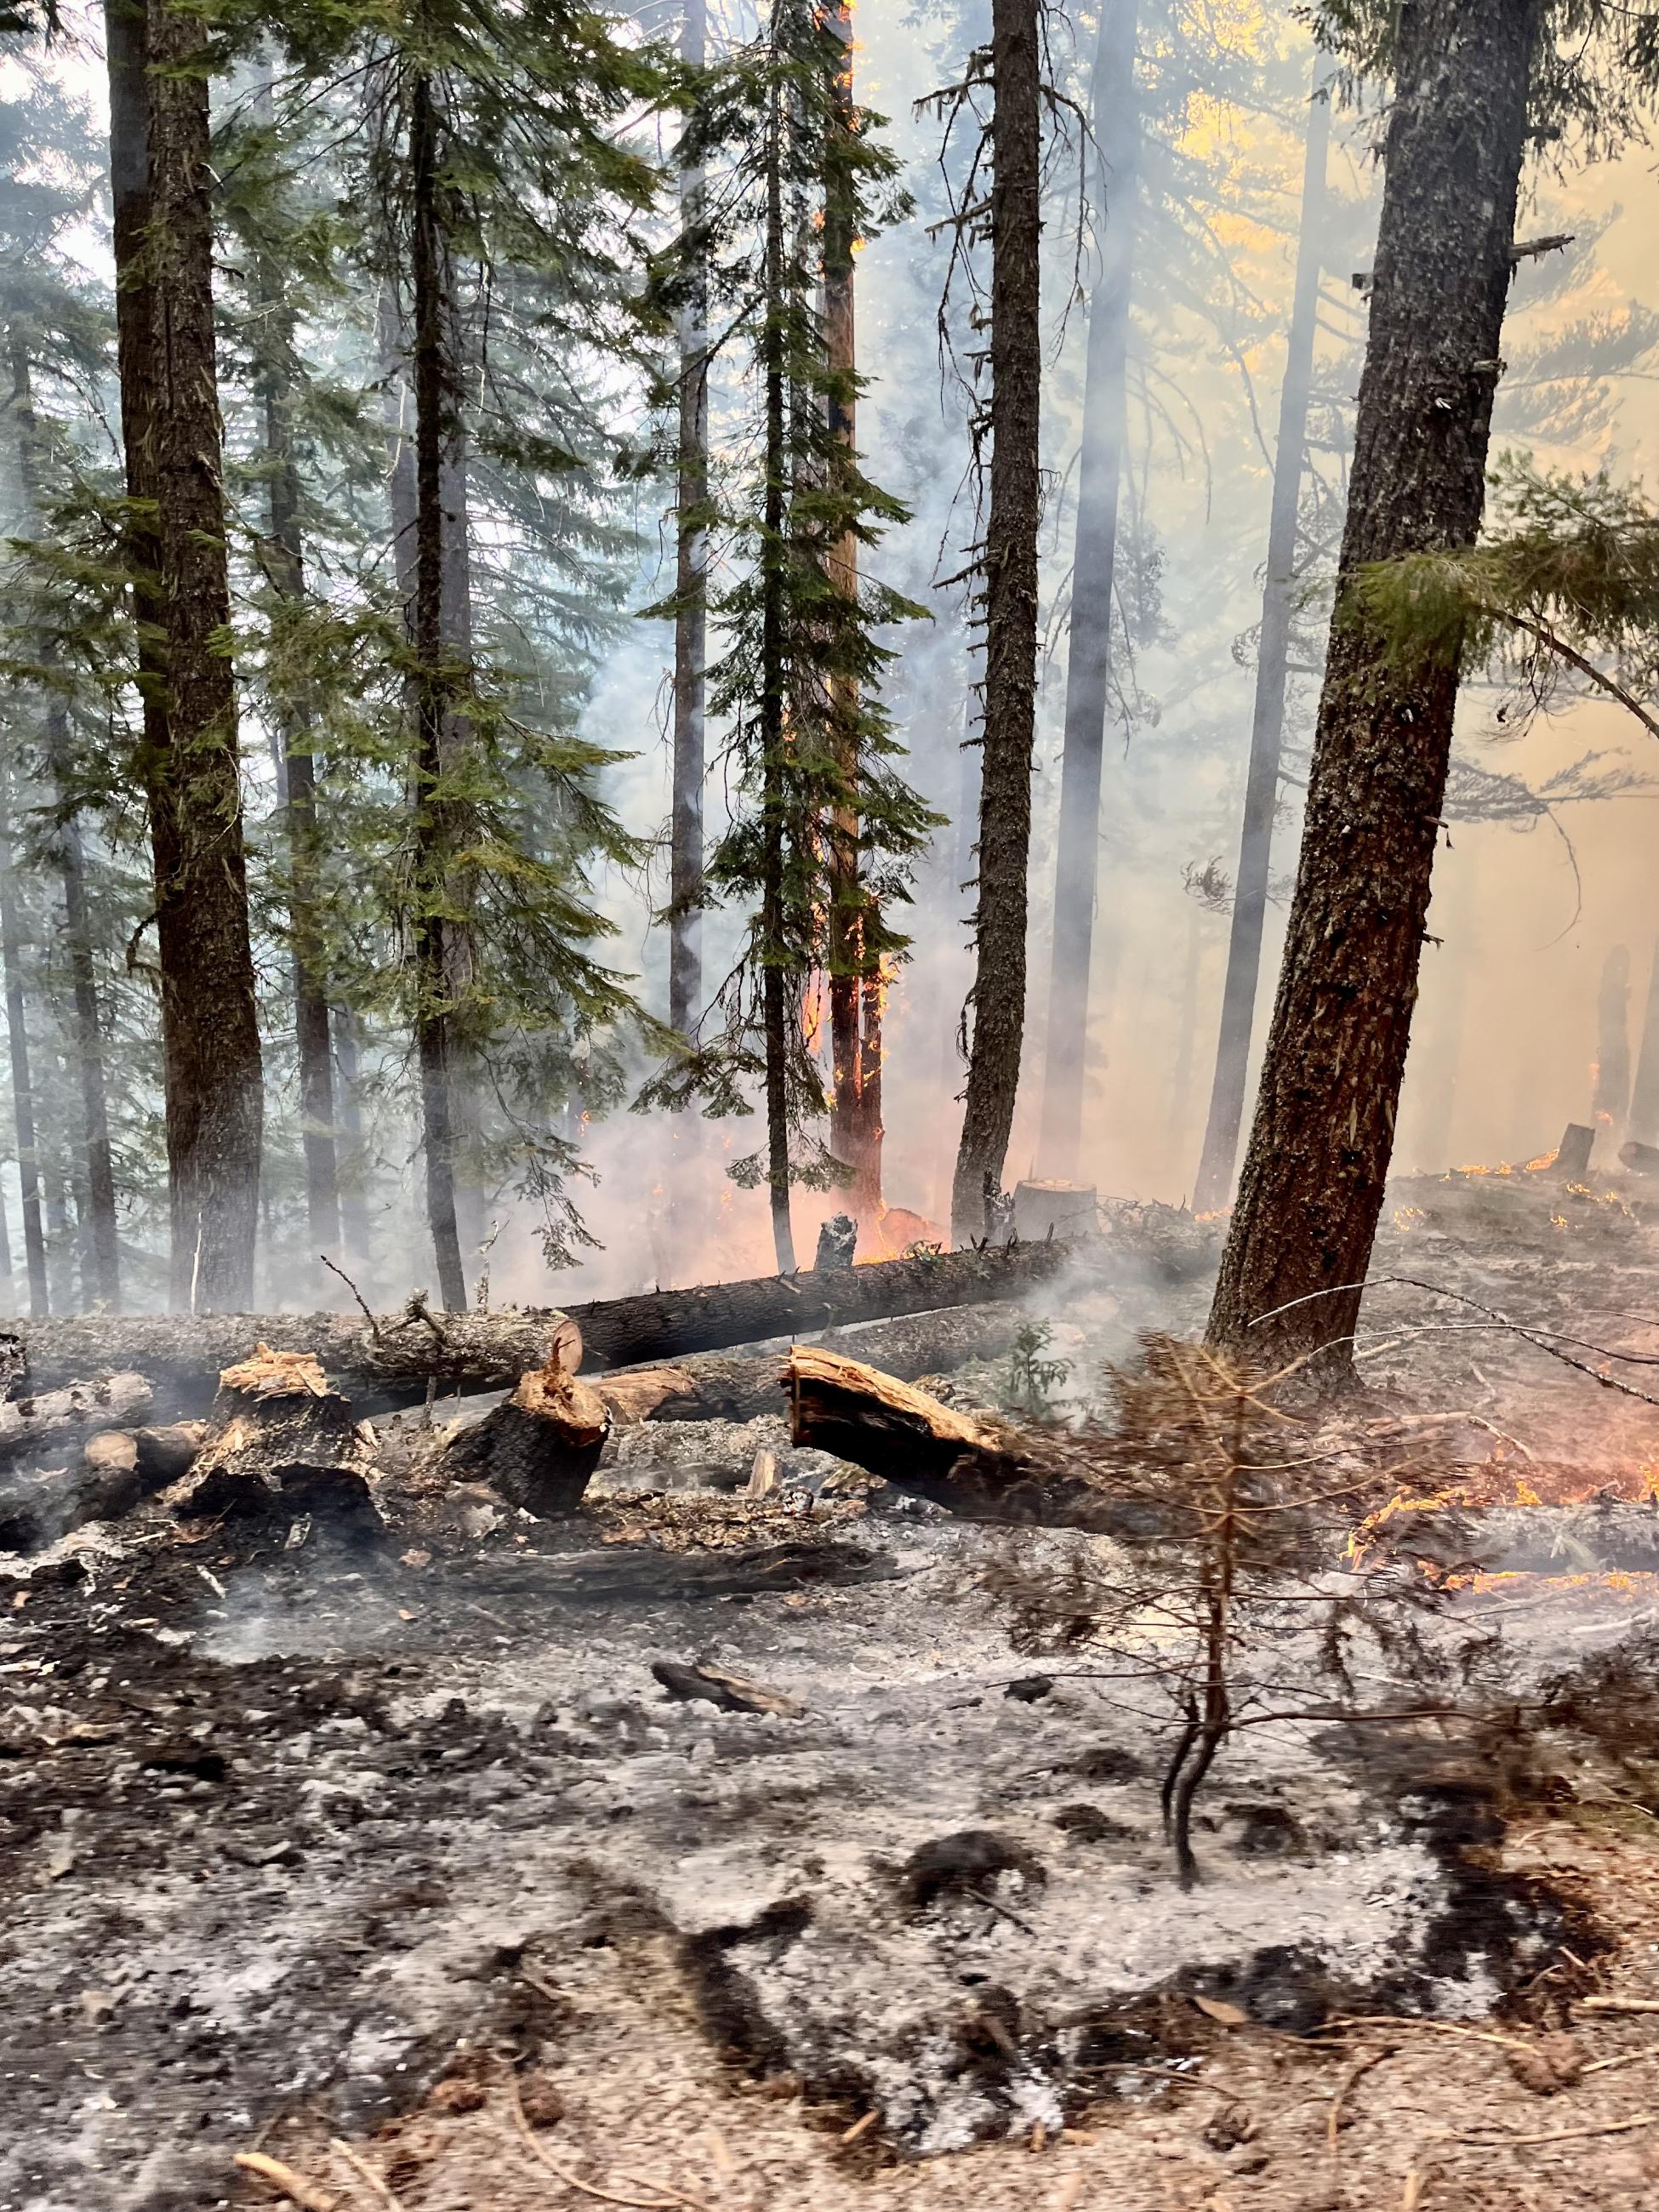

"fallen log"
[442,1354,611,1519]
[3,1240,1078,1414]
[0,1370,153,1465]
[786,1347,1130,1534]
[599,1300,1029,1426]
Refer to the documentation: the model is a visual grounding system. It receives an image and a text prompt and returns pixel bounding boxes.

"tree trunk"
[1193,55,1331,1214]
[1207,0,1542,1380]
[8,332,122,1311]
[11,1237,1078,1410]
[408,69,467,1312]
[1628,936,1659,1147]
[1593,944,1632,1137]
[332,1005,375,1283]
[670,0,709,1043]
[140,0,265,1311]
[950,0,1042,1245]
[1036,0,1138,1183]
[254,180,342,1284]
[0,777,48,1317]
[760,76,795,1274]
[824,0,882,1218]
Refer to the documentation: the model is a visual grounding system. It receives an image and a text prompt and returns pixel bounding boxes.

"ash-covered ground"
[4,1166,1659,2212]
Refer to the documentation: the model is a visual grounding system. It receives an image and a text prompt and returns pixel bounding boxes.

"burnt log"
[0,1371,153,1465]
[786,1347,1127,1533]
[442,1357,611,1519]
[3,1240,1077,1414]
[599,1300,1030,1427]
[1619,1138,1659,1178]
[168,1346,379,1532]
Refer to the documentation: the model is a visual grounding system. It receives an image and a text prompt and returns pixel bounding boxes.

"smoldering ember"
[12,4,1659,2212]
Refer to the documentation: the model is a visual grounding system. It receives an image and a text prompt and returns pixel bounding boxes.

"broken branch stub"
[442,1356,611,1519]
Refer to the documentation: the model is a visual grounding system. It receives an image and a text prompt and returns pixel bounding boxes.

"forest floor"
[5,1162,1659,2212]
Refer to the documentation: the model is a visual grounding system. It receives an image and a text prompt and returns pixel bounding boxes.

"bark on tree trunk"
[254,175,343,1284]
[1037,0,1138,1183]
[408,69,468,1313]
[670,0,709,1044]
[824,0,882,1219]
[142,0,266,1312]
[1207,0,1542,1381]
[761,76,795,1275]
[1193,55,1331,1214]
[442,1356,611,1519]
[8,331,121,1311]
[332,1006,374,1284]
[9,1239,1077,1409]
[951,0,1042,1245]
[0,776,48,1318]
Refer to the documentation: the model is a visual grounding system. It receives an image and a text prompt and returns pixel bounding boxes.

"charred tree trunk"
[760,77,795,1275]
[254,195,342,1283]
[9,332,121,1311]
[601,1297,1026,1426]
[140,0,266,1311]
[1207,0,1542,1381]
[951,0,1042,1245]
[824,0,882,1218]
[1593,944,1632,1138]
[1628,936,1659,1148]
[408,70,467,1313]
[670,0,709,1044]
[332,1006,375,1285]
[1193,56,1332,1214]
[1037,0,1138,1183]
[0,777,47,1317]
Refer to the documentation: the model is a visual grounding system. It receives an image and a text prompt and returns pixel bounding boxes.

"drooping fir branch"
[1350,462,1659,744]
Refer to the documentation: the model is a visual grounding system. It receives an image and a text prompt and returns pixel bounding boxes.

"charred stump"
[443,1354,611,1519]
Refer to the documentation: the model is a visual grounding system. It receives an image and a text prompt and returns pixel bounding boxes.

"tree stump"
[1554,1122,1596,1181]
[169,1346,379,1532]
[443,1354,612,1519]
